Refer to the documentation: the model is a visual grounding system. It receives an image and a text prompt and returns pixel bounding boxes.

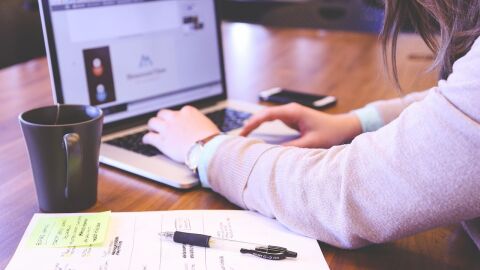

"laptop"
[38,0,298,188]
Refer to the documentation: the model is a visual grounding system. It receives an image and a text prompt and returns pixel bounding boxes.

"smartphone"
[259,87,337,109]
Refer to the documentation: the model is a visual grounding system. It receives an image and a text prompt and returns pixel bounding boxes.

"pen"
[159,231,297,260]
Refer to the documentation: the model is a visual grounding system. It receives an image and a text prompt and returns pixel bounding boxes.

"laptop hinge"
[189,98,221,110]
[102,112,155,135]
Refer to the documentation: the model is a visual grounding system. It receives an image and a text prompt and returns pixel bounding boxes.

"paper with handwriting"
[7,210,329,270]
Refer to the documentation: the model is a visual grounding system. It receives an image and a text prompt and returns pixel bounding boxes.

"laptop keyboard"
[206,108,252,133]
[105,108,252,157]
[105,130,161,157]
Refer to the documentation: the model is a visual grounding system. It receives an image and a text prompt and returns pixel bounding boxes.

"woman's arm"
[206,38,480,247]
[207,34,480,246]
[240,89,432,149]
[353,90,430,132]
[207,87,480,248]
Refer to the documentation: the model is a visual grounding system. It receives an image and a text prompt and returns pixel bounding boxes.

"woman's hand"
[240,103,362,148]
[142,106,220,163]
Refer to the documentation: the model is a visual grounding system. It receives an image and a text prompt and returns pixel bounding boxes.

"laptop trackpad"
[248,120,299,145]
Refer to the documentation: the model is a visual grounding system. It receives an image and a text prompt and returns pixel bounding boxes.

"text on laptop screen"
[47,0,223,123]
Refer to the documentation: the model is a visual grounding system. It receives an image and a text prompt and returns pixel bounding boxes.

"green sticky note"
[27,211,111,248]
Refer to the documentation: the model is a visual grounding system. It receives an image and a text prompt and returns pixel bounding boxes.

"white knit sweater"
[203,37,480,249]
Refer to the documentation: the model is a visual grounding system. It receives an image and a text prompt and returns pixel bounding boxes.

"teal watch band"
[352,106,384,133]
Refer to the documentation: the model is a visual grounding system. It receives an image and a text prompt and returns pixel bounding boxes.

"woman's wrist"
[352,106,384,133]
[338,113,363,142]
[185,132,222,175]
[197,135,234,188]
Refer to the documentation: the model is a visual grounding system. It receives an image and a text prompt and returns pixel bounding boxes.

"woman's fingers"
[142,131,164,150]
[145,117,167,150]
[240,110,276,136]
[180,105,197,113]
[240,104,300,136]
[147,117,166,133]
[157,109,176,121]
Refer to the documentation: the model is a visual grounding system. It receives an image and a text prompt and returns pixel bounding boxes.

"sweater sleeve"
[206,38,480,249]
[352,89,431,133]
[364,89,430,126]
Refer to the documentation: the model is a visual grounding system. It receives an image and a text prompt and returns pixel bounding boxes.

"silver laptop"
[39,0,298,188]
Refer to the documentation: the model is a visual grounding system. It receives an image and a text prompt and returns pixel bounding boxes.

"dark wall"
[221,0,385,33]
[0,0,387,69]
[0,0,45,69]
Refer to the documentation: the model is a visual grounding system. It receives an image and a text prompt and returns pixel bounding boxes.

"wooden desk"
[0,22,478,269]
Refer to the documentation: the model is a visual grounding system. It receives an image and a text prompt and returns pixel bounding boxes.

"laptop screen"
[42,0,224,124]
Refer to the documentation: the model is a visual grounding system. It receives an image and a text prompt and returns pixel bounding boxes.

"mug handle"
[63,133,81,199]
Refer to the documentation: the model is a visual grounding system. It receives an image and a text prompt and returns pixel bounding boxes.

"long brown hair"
[382,0,480,86]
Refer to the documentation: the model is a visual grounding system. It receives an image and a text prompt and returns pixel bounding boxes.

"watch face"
[186,143,203,170]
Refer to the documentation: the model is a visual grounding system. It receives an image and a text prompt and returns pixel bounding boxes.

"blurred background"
[0,0,45,69]
[0,0,389,70]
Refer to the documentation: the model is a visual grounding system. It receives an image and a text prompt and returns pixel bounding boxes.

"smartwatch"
[185,133,220,175]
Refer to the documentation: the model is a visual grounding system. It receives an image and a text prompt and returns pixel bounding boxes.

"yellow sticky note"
[27,211,111,248]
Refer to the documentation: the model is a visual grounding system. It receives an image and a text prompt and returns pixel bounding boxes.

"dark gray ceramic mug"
[19,104,103,212]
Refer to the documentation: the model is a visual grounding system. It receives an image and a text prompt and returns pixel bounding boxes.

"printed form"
[6,210,330,270]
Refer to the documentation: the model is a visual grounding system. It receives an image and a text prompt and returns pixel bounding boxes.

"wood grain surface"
[0,22,478,269]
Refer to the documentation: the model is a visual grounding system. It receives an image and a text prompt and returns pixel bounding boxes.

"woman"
[143,0,480,248]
